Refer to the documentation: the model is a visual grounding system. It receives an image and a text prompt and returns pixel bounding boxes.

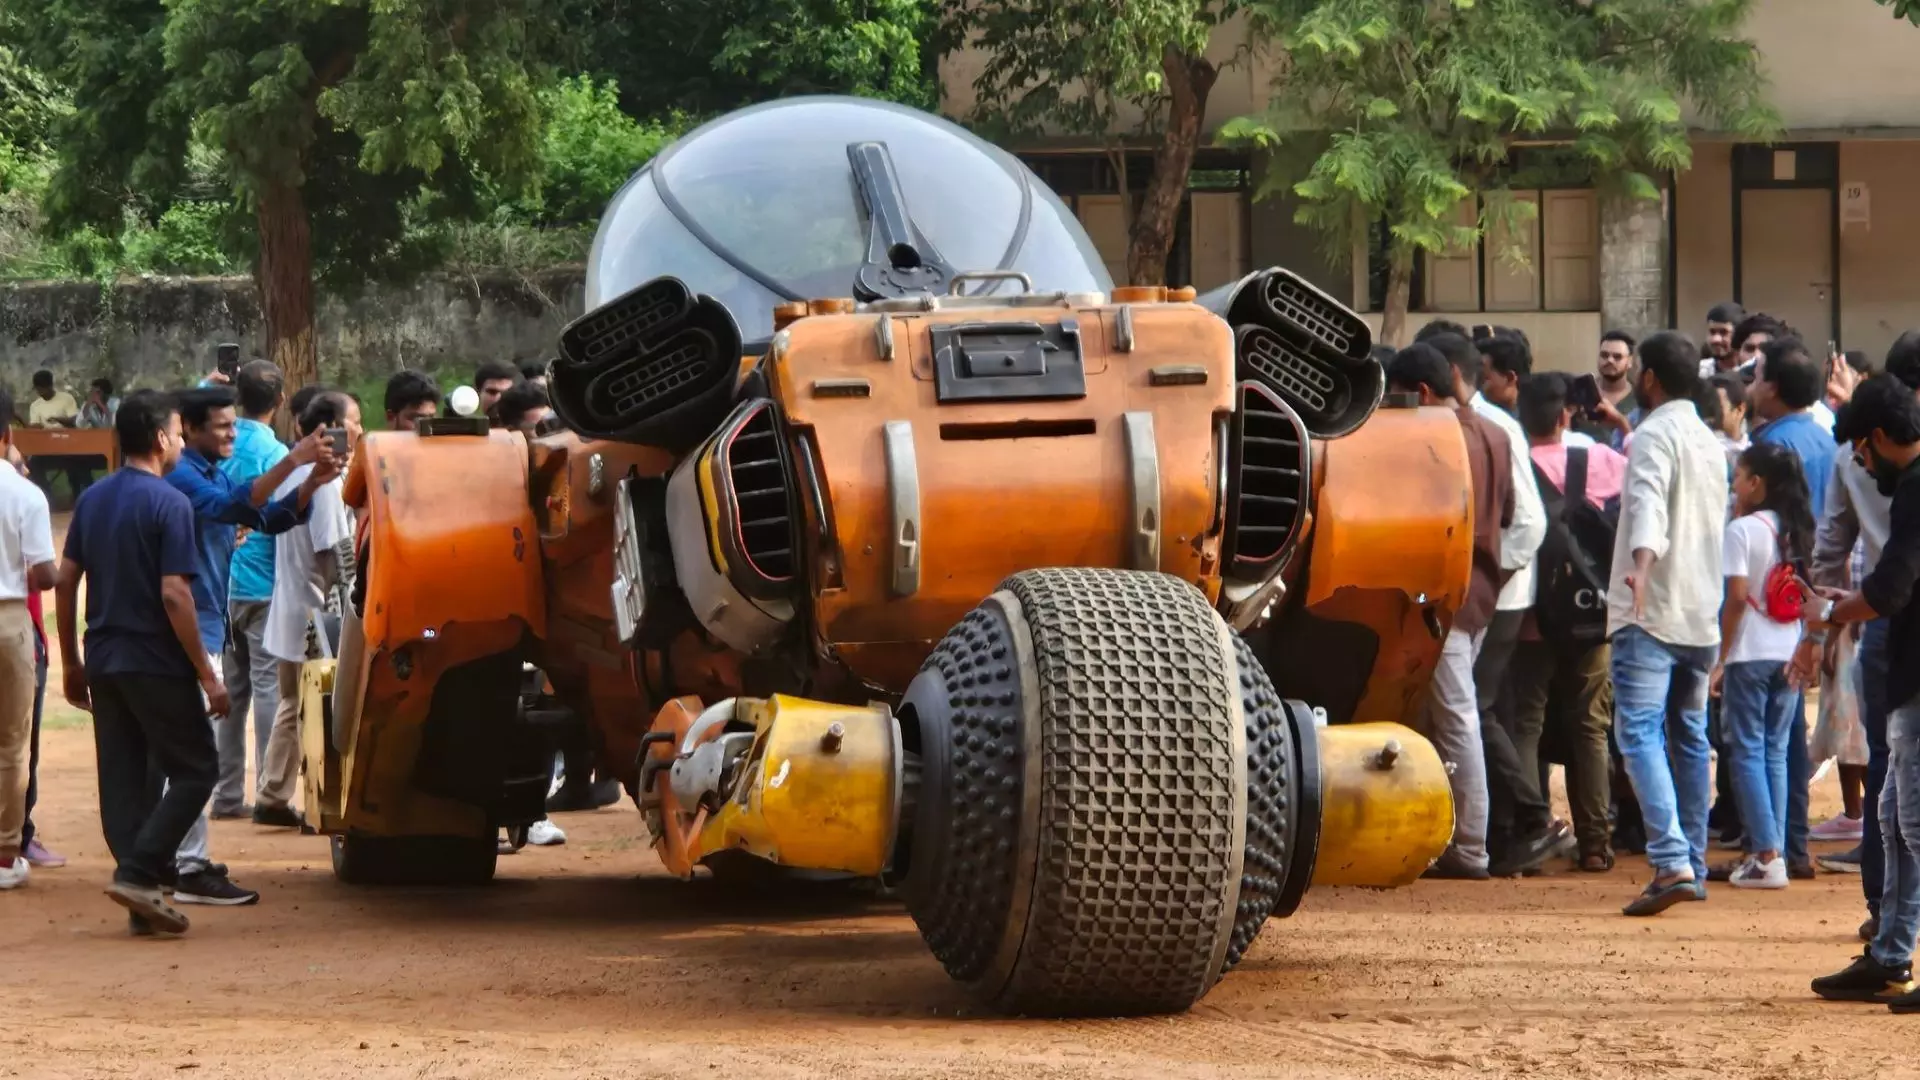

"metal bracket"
[884,421,922,597]
[1122,411,1161,572]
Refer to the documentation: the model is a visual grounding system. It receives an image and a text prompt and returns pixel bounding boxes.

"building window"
[1020,150,1254,292]
[1365,190,1603,315]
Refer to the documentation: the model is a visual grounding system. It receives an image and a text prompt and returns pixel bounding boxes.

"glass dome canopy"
[585,97,1113,344]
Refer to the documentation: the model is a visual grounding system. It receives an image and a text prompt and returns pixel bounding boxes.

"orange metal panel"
[772,302,1234,689]
[1293,405,1472,726]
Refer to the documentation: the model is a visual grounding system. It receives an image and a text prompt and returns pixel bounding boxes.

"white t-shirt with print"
[263,464,353,664]
[1722,510,1803,664]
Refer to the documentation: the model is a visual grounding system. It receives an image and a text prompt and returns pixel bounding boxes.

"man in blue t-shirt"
[214,361,292,825]
[162,386,335,906]
[1737,335,1841,884]
[54,391,227,935]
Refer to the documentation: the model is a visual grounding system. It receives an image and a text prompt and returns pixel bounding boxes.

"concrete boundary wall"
[0,269,586,395]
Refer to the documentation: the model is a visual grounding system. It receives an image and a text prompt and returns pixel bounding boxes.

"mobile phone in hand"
[1567,373,1602,414]
[324,426,350,460]
[216,343,241,380]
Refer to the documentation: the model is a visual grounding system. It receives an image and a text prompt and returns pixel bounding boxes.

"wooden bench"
[12,426,119,473]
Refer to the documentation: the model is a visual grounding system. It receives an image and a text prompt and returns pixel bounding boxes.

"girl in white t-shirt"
[1711,443,1815,890]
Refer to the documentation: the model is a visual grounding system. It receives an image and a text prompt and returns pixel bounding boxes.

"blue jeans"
[1788,698,1810,865]
[1860,620,1891,916]
[1611,625,1716,881]
[1870,697,1920,969]
[1722,661,1798,857]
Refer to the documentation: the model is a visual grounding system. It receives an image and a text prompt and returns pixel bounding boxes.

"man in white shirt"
[1453,331,1562,876]
[1610,331,1731,916]
[258,392,359,820]
[0,391,57,890]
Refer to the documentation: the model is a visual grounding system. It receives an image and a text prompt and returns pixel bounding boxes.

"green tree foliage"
[581,0,935,117]
[943,0,1240,285]
[1227,0,1778,344]
[10,0,564,390]
[1881,0,1920,23]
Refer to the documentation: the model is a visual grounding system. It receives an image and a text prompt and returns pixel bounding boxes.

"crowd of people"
[0,355,578,933]
[1388,304,1920,1010]
[9,322,1920,1011]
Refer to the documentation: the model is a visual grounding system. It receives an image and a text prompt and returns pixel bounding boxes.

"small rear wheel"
[330,833,498,886]
[903,567,1298,1017]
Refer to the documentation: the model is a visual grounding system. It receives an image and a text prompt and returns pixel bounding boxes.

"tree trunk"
[1126,46,1218,288]
[255,180,318,398]
[1380,251,1413,349]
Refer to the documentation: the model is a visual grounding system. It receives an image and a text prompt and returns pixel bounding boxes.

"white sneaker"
[527,819,567,847]
[1810,813,1865,842]
[0,858,29,890]
[1730,855,1788,890]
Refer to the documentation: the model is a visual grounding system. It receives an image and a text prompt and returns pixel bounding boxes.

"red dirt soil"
[3,716,1902,1080]
[12,519,1903,1078]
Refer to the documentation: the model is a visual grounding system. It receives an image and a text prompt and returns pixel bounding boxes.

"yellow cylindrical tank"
[1310,722,1454,888]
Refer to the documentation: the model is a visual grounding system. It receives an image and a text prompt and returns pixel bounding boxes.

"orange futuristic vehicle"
[299,97,1472,1017]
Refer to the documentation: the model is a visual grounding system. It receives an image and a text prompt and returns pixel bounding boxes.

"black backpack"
[1533,448,1619,647]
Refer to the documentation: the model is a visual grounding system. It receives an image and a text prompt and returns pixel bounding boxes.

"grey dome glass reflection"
[585,96,1112,343]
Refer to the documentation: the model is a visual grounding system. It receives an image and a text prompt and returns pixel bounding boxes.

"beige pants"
[0,602,36,859]
[259,660,305,811]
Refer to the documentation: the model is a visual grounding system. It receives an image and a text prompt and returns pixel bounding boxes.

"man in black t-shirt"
[54,390,228,937]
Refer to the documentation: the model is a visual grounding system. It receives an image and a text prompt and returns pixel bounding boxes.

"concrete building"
[942,0,1920,370]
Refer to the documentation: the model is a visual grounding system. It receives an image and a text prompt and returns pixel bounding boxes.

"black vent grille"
[1259,272,1369,360]
[723,403,797,586]
[551,276,741,453]
[1225,381,1311,574]
[1238,324,1349,422]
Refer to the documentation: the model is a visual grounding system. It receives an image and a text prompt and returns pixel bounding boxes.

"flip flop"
[1622,878,1700,917]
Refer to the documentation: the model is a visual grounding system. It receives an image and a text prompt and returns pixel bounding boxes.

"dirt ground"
[13,512,1914,1079]
[3,714,1908,1080]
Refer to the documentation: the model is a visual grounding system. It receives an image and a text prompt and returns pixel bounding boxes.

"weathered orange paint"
[772,302,1235,688]
[1289,404,1473,726]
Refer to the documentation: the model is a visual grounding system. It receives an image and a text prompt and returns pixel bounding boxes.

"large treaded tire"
[905,568,1253,1016]
[330,834,498,886]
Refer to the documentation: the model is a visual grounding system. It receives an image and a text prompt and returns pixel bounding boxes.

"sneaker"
[1730,855,1789,890]
[1789,859,1817,881]
[1706,858,1745,883]
[0,857,29,890]
[1811,813,1866,843]
[172,869,260,906]
[1421,852,1490,881]
[251,804,302,828]
[1812,953,1915,1002]
[527,819,567,846]
[21,839,66,869]
[1623,876,1702,916]
[1890,987,1920,1014]
[1489,827,1561,878]
[210,804,253,822]
[1818,847,1864,874]
[105,881,190,934]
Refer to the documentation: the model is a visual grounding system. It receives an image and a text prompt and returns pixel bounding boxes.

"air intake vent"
[1225,381,1311,576]
[717,401,799,594]
[1259,272,1369,360]
[550,276,742,453]
[1195,267,1384,439]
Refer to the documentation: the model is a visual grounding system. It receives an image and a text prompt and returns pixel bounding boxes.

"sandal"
[1579,848,1614,873]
